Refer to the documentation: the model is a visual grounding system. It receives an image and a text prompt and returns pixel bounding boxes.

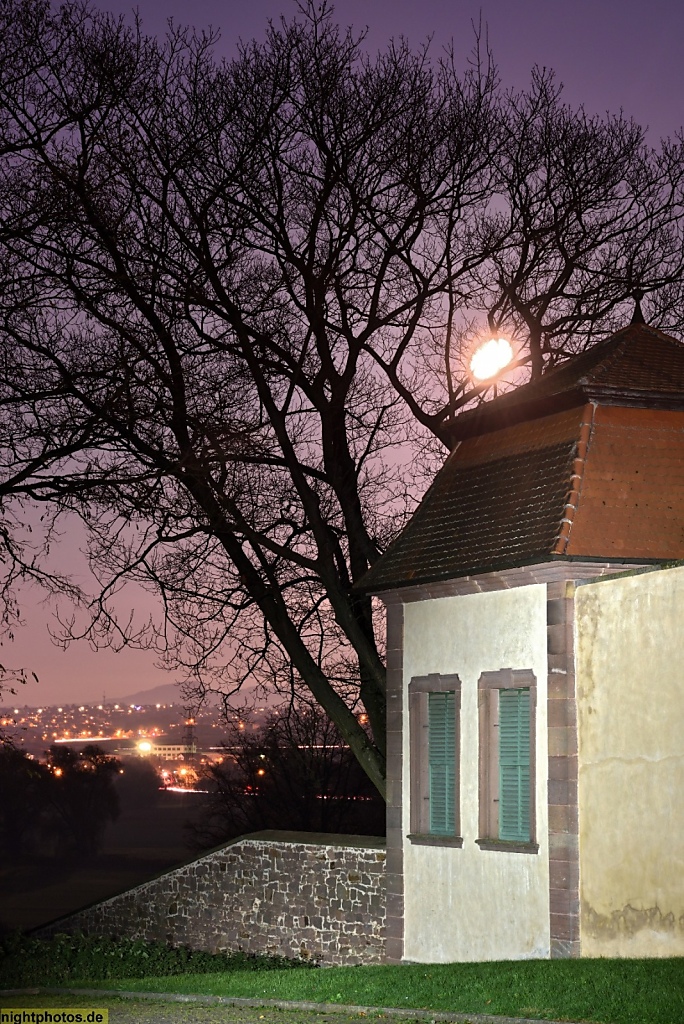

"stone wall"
[37,831,386,965]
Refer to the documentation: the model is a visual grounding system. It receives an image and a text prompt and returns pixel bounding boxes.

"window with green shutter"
[498,688,531,842]
[428,691,456,835]
[408,674,462,845]
[477,669,537,852]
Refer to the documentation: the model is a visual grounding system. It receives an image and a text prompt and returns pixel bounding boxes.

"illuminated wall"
[576,566,684,957]
[402,585,550,962]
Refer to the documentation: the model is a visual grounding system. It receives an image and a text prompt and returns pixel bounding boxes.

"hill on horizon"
[0,681,201,709]
[110,682,197,706]
[3,680,259,709]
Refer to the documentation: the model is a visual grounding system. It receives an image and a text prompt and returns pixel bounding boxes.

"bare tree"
[468,68,684,377]
[190,704,384,847]
[0,503,79,723]
[0,0,682,798]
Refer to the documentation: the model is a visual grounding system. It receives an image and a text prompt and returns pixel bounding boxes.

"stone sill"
[407,833,464,848]
[476,838,539,854]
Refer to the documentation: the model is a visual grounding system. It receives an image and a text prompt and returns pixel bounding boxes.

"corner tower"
[359,323,684,963]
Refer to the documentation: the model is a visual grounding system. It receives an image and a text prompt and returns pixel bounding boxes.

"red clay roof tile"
[562,405,684,559]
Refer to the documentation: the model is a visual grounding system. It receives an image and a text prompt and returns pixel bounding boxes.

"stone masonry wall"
[37,831,386,965]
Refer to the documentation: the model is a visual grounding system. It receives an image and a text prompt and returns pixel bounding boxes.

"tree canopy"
[0,739,120,860]
[1,0,683,796]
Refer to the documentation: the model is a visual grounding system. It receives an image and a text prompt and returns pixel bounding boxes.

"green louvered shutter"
[428,691,455,835]
[498,688,531,842]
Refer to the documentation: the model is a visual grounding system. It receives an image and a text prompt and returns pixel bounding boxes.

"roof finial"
[631,288,646,325]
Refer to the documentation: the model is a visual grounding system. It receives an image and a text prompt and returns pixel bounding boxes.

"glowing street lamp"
[470,337,513,382]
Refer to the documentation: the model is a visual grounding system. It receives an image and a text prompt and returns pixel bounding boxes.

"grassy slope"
[80,958,684,1024]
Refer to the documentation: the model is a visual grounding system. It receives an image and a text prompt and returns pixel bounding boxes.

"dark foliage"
[113,757,163,809]
[0,931,314,986]
[0,741,121,862]
[0,740,50,859]
[44,745,121,859]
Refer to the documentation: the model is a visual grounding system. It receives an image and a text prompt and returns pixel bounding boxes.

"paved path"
[0,987,585,1024]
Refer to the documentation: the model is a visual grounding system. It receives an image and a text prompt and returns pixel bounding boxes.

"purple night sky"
[6,0,683,706]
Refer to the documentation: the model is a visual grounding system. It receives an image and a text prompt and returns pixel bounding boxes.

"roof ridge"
[628,322,684,345]
[578,331,631,386]
[447,322,684,444]
[579,323,684,391]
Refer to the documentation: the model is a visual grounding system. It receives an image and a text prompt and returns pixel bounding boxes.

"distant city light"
[3,699,273,797]
[164,785,208,794]
[470,337,513,381]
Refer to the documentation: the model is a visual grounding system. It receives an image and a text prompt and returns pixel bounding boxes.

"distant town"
[0,697,271,791]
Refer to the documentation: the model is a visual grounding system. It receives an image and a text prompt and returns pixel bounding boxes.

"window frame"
[477,668,538,854]
[408,672,463,848]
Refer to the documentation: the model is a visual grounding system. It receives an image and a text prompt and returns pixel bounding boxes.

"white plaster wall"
[576,566,684,957]
[402,585,550,962]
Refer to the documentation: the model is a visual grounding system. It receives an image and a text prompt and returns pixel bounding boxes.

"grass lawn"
[76,958,684,1024]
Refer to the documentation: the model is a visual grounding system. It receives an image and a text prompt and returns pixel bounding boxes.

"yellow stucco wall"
[402,585,550,962]
[576,566,684,957]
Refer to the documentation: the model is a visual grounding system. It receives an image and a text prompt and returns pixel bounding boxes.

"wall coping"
[246,830,385,849]
[574,561,683,588]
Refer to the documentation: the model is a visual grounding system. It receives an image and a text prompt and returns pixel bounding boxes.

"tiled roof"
[448,323,684,442]
[358,325,684,594]
[359,408,584,592]
[563,405,684,559]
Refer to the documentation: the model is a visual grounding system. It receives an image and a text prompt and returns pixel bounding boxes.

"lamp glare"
[470,338,513,381]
